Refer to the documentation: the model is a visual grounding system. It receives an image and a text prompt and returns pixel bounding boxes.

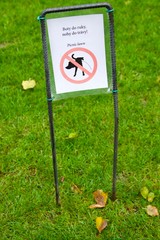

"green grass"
[0,0,160,239]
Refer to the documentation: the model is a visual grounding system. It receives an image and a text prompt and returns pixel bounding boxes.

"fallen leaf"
[71,184,82,194]
[28,166,37,176]
[68,132,78,139]
[146,205,159,216]
[89,204,105,209]
[60,176,65,182]
[125,0,131,5]
[89,190,108,208]
[140,186,149,199]
[96,217,107,233]
[156,76,160,84]
[147,192,155,203]
[0,42,14,49]
[22,79,36,90]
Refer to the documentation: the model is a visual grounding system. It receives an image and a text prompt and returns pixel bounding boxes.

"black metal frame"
[38,2,118,204]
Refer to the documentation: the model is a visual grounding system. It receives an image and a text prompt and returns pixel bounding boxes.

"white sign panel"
[47,14,108,94]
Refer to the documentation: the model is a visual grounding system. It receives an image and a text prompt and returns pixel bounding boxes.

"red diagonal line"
[65,54,92,76]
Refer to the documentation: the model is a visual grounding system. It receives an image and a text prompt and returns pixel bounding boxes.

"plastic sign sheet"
[47,14,108,97]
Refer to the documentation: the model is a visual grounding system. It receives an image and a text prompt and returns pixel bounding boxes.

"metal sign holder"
[38,2,118,205]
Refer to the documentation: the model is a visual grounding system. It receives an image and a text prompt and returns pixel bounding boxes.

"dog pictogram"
[60,47,97,84]
[65,54,85,77]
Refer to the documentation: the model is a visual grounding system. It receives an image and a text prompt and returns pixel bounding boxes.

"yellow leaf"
[140,187,149,199]
[96,217,107,233]
[96,217,103,230]
[22,79,36,90]
[148,192,155,203]
[125,0,131,5]
[156,76,160,84]
[146,205,159,217]
[68,132,78,139]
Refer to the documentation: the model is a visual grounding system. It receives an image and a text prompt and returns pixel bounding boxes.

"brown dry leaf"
[60,176,65,182]
[89,190,108,209]
[89,204,105,209]
[22,79,36,90]
[96,217,107,233]
[146,205,159,216]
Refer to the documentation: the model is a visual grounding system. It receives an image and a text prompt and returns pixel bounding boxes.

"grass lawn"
[0,0,159,239]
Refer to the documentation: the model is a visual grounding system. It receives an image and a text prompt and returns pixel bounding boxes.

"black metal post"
[40,18,60,205]
[108,10,119,201]
[47,100,60,205]
[112,92,118,201]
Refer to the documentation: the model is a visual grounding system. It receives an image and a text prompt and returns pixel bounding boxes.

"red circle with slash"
[60,47,97,84]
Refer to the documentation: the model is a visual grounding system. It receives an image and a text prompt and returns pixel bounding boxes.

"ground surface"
[0,0,160,239]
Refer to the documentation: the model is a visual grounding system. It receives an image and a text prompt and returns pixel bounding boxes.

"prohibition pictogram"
[60,47,97,84]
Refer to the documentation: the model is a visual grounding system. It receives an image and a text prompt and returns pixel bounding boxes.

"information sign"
[47,14,108,95]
